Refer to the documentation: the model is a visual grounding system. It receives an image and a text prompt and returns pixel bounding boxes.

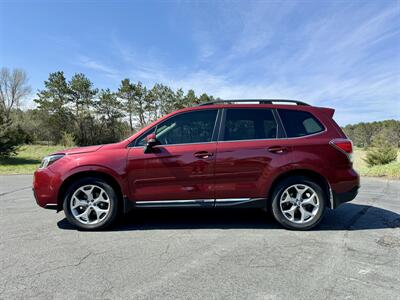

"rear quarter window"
[278,109,324,138]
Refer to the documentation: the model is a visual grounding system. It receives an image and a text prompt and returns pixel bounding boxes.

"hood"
[55,145,104,155]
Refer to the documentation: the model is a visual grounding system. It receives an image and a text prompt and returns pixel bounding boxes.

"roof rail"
[198,99,310,106]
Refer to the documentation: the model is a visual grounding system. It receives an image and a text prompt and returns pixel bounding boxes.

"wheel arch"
[268,169,333,209]
[57,171,124,212]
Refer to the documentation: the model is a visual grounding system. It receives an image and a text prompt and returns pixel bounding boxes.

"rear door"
[214,108,292,205]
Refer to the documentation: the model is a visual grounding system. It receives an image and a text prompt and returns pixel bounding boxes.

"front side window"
[223,109,277,141]
[135,109,218,146]
[278,109,324,137]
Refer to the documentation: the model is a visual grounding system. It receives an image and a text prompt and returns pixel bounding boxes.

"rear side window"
[278,109,324,137]
[223,109,277,141]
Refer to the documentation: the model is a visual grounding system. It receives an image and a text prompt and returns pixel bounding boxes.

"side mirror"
[144,133,159,153]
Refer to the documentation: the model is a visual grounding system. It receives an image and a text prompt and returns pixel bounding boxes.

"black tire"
[63,177,119,230]
[271,176,326,230]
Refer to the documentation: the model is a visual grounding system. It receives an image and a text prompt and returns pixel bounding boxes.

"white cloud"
[77,55,120,79]
[73,1,399,125]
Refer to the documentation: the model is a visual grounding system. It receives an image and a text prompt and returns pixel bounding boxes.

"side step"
[133,198,266,209]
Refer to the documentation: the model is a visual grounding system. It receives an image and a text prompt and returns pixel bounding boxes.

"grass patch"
[353,148,400,179]
[0,145,63,175]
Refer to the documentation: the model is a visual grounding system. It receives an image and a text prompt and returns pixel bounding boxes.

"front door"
[127,109,219,206]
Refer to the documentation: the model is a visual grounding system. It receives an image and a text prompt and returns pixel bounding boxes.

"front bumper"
[33,167,61,208]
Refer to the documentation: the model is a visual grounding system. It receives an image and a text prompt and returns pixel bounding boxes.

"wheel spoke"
[75,207,90,221]
[80,186,94,201]
[281,192,295,204]
[282,205,297,220]
[294,185,308,198]
[299,206,313,222]
[302,195,318,207]
[93,206,108,221]
[93,191,109,204]
[71,196,86,208]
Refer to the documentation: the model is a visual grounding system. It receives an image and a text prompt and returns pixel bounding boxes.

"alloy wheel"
[279,184,320,224]
[70,184,111,225]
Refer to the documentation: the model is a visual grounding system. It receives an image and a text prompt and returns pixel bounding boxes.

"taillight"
[330,138,353,161]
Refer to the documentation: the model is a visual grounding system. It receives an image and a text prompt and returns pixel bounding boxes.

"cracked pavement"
[0,175,399,299]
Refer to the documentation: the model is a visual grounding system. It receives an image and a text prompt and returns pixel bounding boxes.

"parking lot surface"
[0,175,399,299]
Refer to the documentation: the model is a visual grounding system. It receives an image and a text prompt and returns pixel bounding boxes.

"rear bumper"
[332,185,359,208]
[329,167,360,208]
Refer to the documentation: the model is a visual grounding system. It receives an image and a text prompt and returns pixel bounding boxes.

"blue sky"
[1,0,399,125]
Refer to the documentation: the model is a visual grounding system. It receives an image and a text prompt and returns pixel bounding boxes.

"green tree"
[69,73,97,145]
[118,78,136,132]
[198,92,214,104]
[132,82,148,128]
[174,88,185,110]
[96,89,125,143]
[34,71,73,143]
[184,89,198,106]
[145,84,160,123]
[149,83,176,117]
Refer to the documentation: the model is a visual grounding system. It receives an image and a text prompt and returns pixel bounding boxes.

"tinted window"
[136,110,218,146]
[278,109,324,137]
[223,109,277,141]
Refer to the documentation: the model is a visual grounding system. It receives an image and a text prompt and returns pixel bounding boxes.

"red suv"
[33,99,359,230]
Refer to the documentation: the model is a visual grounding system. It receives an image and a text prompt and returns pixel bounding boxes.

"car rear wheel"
[63,177,119,230]
[271,176,326,230]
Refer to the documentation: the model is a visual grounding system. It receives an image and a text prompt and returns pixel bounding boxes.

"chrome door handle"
[268,146,287,154]
[194,151,214,159]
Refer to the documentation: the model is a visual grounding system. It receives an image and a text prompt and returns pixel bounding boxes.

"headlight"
[39,154,65,169]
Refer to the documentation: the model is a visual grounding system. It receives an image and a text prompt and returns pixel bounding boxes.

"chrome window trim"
[132,141,217,149]
[130,108,219,148]
[220,107,279,142]
[277,109,326,138]
[129,108,328,148]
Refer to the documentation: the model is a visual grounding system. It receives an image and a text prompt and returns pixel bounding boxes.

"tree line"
[1,67,399,158]
[0,67,216,156]
[33,71,216,146]
[342,120,400,148]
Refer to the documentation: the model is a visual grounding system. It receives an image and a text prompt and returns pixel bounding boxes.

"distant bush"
[365,132,397,167]
[0,111,33,158]
[364,146,397,167]
[59,132,76,148]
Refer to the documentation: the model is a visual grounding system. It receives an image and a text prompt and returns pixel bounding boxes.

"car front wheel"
[271,176,326,230]
[63,177,119,230]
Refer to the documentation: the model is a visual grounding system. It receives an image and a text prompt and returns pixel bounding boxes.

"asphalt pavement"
[0,175,399,300]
